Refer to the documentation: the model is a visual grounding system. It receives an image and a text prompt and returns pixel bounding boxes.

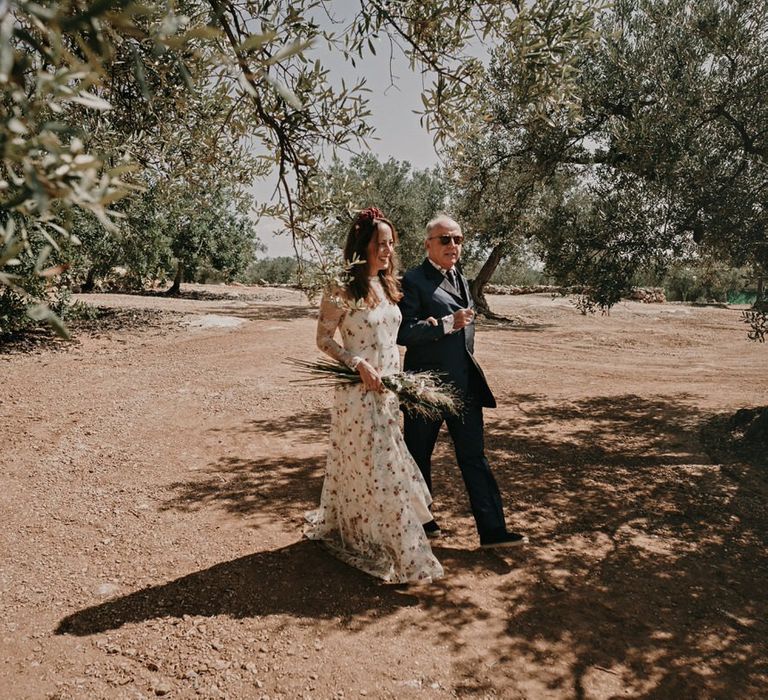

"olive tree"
[306,154,448,271]
[448,0,767,332]
[1,0,607,334]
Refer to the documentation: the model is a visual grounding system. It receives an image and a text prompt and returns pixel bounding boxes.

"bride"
[305,207,444,584]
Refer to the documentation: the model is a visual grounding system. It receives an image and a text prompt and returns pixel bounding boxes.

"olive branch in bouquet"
[286,357,461,420]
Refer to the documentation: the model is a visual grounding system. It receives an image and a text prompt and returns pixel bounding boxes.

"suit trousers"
[403,389,507,537]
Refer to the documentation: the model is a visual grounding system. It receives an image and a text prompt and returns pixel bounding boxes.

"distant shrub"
[0,278,76,337]
[0,288,36,336]
[663,263,754,303]
[240,257,299,285]
[488,261,549,286]
[194,266,229,285]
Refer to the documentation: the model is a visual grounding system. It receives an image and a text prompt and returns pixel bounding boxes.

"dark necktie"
[447,268,459,291]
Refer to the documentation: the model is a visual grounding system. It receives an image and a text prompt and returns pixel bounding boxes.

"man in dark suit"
[397,215,526,548]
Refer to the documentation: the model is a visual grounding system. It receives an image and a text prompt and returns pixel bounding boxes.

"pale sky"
[254,18,441,257]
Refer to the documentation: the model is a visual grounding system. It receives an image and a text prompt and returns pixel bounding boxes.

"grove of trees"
[446,0,767,328]
[305,153,448,272]
[2,0,601,335]
[1,0,765,341]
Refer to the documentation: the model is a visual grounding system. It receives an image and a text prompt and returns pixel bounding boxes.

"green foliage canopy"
[306,153,448,272]
[448,0,767,328]
[1,0,610,334]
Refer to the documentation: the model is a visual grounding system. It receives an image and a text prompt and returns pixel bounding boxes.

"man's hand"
[425,316,439,326]
[452,308,474,330]
[356,359,383,392]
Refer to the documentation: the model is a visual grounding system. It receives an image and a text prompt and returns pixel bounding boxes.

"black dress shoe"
[423,519,442,538]
[479,530,528,548]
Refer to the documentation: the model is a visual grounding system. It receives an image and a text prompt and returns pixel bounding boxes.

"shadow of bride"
[55,540,420,637]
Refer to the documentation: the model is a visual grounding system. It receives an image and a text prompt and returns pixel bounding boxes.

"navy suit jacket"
[397,259,496,408]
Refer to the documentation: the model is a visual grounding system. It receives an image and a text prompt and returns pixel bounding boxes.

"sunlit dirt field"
[2,285,766,699]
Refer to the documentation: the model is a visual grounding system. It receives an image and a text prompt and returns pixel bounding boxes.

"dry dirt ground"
[2,284,767,700]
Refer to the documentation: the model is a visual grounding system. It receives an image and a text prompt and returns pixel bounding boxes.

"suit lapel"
[422,259,464,302]
[441,275,463,301]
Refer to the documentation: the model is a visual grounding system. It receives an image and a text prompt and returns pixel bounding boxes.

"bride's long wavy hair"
[343,207,403,306]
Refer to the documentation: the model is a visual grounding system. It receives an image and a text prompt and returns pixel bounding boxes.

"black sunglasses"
[429,235,464,245]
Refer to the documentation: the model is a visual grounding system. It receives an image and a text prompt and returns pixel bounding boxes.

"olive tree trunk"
[468,242,506,318]
[755,273,765,310]
[167,260,184,295]
[81,266,97,293]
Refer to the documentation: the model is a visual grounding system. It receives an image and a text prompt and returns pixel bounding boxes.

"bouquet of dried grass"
[286,357,461,420]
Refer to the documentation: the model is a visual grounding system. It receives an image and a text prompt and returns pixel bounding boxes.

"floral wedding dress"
[305,277,444,584]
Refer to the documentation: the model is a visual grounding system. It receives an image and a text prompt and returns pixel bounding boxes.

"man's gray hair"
[425,214,461,238]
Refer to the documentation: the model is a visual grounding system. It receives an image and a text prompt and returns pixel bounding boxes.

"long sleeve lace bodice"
[316,291,361,369]
[315,279,401,375]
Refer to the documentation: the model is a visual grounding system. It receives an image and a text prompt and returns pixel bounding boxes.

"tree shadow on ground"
[134,395,766,697]
[0,308,180,355]
[408,392,768,698]
[192,304,315,322]
[701,406,768,474]
[119,287,304,303]
[206,410,330,441]
[161,454,323,517]
[475,317,556,332]
[161,411,331,517]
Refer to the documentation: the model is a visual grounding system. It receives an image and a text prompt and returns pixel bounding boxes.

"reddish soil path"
[1,286,766,699]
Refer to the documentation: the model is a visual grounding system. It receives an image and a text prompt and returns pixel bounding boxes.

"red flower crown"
[354,206,385,231]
